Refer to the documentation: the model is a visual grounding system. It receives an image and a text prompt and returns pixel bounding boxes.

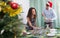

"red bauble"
[8,1,19,9]
[11,3,19,9]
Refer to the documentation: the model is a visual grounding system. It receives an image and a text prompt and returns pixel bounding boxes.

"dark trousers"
[44,22,53,29]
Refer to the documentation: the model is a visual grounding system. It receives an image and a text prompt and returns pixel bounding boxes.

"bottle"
[45,24,50,34]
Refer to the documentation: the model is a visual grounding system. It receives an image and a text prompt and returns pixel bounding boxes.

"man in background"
[42,1,57,28]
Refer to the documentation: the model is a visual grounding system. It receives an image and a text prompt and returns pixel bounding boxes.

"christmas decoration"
[0,0,26,38]
[8,1,19,9]
[48,1,52,8]
[10,3,19,9]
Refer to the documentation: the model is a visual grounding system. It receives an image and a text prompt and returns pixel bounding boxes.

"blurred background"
[13,0,60,28]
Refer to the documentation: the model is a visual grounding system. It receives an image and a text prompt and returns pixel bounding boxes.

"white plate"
[50,29,57,34]
[47,33,55,36]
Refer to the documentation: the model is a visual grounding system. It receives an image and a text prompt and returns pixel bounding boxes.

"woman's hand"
[33,27,40,30]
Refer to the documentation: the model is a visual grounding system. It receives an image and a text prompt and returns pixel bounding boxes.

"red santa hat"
[48,1,52,8]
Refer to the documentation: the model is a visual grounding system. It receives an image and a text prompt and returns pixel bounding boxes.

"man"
[42,2,57,28]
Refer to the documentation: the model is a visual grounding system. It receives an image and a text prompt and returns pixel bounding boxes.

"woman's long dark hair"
[27,7,37,21]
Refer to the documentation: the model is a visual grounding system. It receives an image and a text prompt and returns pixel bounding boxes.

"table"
[26,29,60,38]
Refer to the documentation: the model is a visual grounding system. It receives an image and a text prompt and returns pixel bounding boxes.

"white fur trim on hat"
[46,2,50,6]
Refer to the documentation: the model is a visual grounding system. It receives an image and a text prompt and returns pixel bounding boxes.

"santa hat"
[48,1,52,8]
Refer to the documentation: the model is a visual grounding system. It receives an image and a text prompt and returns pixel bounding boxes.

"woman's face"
[32,9,36,15]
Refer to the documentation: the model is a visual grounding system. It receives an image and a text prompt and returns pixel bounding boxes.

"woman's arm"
[27,17,35,28]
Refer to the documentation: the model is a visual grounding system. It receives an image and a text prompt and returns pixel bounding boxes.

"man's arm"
[42,12,48,20]
[51,9,57,20]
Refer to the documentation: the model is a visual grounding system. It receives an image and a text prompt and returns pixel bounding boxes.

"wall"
[12,0,30,24]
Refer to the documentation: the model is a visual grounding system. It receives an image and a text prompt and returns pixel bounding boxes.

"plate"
[47,33,55,36]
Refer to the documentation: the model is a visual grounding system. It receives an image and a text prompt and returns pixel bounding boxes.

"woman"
[26,7,37,30]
